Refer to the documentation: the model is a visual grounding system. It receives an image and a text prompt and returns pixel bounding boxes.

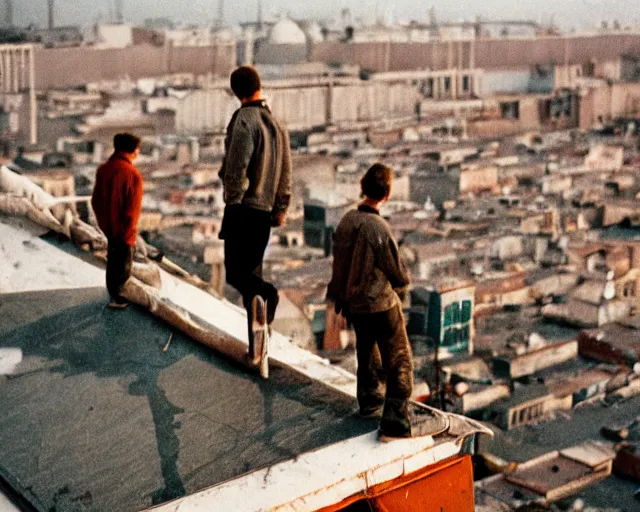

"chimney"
[4,0,12,28]
[92,141,104,165]
[48,0,54,30]
[115,0,123,24]
[257,0,262,30]
[189,137,200,164]
[632,245,640,270]
[216,0,224,29]
[176,142,190,166]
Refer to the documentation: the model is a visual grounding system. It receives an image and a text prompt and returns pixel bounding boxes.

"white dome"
[269,18,307,45]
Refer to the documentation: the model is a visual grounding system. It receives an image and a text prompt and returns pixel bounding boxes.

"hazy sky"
[12,0,640,30]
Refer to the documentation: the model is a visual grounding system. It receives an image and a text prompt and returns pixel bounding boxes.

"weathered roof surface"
[483,396,640,511]
[0,217,104,294]
[0,206,492,512]
[560,441,616,468]
[581,323,640,357]
[491,383,551,411]
[0,287,376,512]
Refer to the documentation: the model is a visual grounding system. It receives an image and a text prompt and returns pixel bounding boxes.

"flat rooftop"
[483,394,640,511]
[0,287,375,511]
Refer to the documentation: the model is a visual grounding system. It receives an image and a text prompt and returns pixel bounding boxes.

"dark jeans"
[351,305,414,436]
[222,205,279,323]
[106,240,134,303]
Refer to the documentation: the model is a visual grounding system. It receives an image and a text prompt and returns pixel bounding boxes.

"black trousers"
[222,205,279,322]
[351,305,414,436]
[106,240,134,303]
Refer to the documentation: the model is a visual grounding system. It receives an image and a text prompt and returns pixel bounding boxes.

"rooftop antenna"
[341,8,351,26]
[115,0,123,24]
[216,0,224,29]
[48,0,54,30]
[429,6,437,28]
[4,0,12,27]
[257,0,263,30]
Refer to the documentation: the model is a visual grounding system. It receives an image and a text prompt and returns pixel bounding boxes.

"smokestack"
[216,0,224,29]
[48,0,54,30]
[115,0,123,24]
[4,0,12,28]
[257,0,262,30]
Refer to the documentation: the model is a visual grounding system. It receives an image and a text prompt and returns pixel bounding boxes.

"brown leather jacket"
[327,205,410,315]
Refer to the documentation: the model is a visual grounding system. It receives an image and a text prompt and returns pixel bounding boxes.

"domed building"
[268,18,307,45]
[254,16,309,65]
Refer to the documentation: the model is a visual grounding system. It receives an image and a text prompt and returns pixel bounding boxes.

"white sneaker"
[107,301,129,309]
[250,296,269,379]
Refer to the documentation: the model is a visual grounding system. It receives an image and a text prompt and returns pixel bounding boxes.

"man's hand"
[395,286,409,303]
[271,210,287,227]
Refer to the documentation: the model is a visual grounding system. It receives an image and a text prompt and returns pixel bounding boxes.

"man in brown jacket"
[327,163,414,440]
[91,133,143,308]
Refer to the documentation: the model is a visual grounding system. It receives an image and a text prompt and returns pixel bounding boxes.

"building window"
[452,302,460,323]
[461,300,472,322]
[462,75,470,92]
[584,62,595,77]
[444,329,454,346]
[562,95,572,116]
[441,300,473,350]
[624,282,635,297]
[500,101,520,120]
[444,77,451,92]
[444,306,452,327]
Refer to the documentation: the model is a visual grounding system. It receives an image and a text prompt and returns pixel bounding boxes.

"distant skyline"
[11,0,640,30]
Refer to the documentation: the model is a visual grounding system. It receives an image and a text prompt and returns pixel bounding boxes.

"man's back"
[329,207,410,315]
[220,102,291,215]
[91,154,143,246]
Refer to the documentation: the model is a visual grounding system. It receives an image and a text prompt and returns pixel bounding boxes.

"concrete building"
[303,191,354,255]
[174,76,421,134]
[165,26,216,47]
[489,383,572,430]
[578,323,640,366]
[45,90,105,119]
[411,280,476,357]
[24,26,83,47]
[476,442,615,508]
[32,43,236,90]
[0,44,36,144]
[492,339,579,380]
[85,24,134,49]
[312,34,640,75]
[579,82,640,129]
